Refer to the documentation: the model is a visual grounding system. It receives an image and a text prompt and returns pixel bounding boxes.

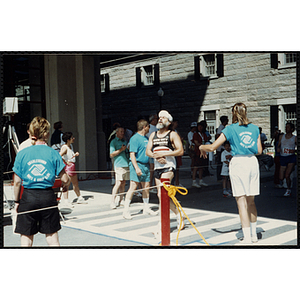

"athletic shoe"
[143,207,158,216]
[237,239,252,245]
[275,184,283,188]
[150,187,158,194]
[192,182,201,188]
[120,200,125,207]
[77,196,88,204]
[114,196,120,207]
[134,191,142,198]
[110,202,117,209]
[123,211,132,220]
[199,179,208,187]
[223,191,230,197]
[283,189,291,197]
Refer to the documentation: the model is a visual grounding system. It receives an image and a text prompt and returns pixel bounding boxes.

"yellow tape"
[162,182,210,246]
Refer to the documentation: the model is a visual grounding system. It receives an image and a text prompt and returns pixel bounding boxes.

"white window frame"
[199,104,220,141]
[278,53,296,69]
[100,74,106,93]
[141,65,154,86]
[277,98,297,134]
[199,54,218,78]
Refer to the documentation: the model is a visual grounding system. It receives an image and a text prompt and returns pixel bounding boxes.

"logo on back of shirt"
[239,131,255,148]
[27,159,51,182]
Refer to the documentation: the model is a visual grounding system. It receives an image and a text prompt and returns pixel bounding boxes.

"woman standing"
[199,103,262,244]
[60,132,87,204]
[13,117,70,247]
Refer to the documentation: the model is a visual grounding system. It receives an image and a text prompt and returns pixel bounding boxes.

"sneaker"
[150,187,158,194]
[120,199,125,207]
[192,181,201,188]
[143,207,158,216]
[199,179,208,187]
[123,211,132,220]
[223,189,230,197]
[251,235,258,243]
[176,214,185,230]
[114,196,120,207]
[237,239,252,245]
[110,202,117,209]
[275,184,283,188]
[134,191,142,198]
[283,189,291,197]
[77,196,88,204]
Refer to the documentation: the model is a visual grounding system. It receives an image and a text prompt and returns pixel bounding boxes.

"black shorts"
[15,188,61,236]
[153,167,175,179]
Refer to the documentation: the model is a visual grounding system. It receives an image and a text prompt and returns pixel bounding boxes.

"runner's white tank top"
[280,134,296,156]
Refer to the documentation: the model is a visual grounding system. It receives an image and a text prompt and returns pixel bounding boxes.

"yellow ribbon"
[162,182,210,246]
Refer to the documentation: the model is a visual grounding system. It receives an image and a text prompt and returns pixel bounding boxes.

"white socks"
[250,221,257,237]
[242,227,251,242]
[124,198,131,211]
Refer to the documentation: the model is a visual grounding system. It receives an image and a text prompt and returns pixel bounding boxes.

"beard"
[156,120,170,130]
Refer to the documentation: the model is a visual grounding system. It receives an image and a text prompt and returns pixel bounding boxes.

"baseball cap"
[190,122,197,127]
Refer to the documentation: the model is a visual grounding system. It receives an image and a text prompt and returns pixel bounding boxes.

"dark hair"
[197,120,207,132]
[53,121,63,130]
[224,141,230,146]
[220,116,228,124]
[62,132,73,143]
[286,122,295,132]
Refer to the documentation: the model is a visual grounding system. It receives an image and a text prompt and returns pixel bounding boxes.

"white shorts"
[115,167,130,181]
[229,155,260,197]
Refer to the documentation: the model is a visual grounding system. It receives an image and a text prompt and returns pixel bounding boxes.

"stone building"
[100,52,297,144]
[2,52,297,176]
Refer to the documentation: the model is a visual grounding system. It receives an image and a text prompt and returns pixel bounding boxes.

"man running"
[146,110,184,234]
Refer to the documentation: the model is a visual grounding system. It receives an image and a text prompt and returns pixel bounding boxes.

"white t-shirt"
[221,149,232,176]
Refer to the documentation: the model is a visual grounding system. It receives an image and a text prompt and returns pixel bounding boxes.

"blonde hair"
[232,103,251,126]
[29,116,50,145]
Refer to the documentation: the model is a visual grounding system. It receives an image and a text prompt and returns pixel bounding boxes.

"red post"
[160,178,170,246]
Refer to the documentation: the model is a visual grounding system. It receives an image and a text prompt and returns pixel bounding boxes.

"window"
[271,53,297,69]
[285,104,297,133]
[141,65,154,86]
[204,111,216,141]
[100,73,109,93]
[194,54,224,80]
[136,63,160,88]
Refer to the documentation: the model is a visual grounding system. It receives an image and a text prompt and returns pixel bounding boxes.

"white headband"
[158,110,173,122]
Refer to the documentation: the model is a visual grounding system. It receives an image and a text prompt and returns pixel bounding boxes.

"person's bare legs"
[236,195,257,243]
[45,232,60,246]
[111,179,122,208]
[71,174,81,197]
[20,234,34,247]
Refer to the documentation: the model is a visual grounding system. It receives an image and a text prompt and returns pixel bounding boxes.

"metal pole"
[160,177,170,246]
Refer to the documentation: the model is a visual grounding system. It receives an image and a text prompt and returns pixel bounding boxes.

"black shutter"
[154,64,160,86]
[194,56,200,80]
[136,67,141,88]
[271,53,278,69]
[216,54,224,77]
[105,73,110,93]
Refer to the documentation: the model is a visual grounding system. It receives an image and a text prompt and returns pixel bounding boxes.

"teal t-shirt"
[222,123,259,156]
[129,133,149,164]
[12,144,65,189]
[110,137,129,168]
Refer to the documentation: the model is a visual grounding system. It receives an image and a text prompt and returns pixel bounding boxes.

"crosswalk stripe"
[62,204,297,246]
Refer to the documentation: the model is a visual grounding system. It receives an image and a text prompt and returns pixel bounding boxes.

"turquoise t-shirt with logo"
[222,123,259,156]
[13,145,65,189]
